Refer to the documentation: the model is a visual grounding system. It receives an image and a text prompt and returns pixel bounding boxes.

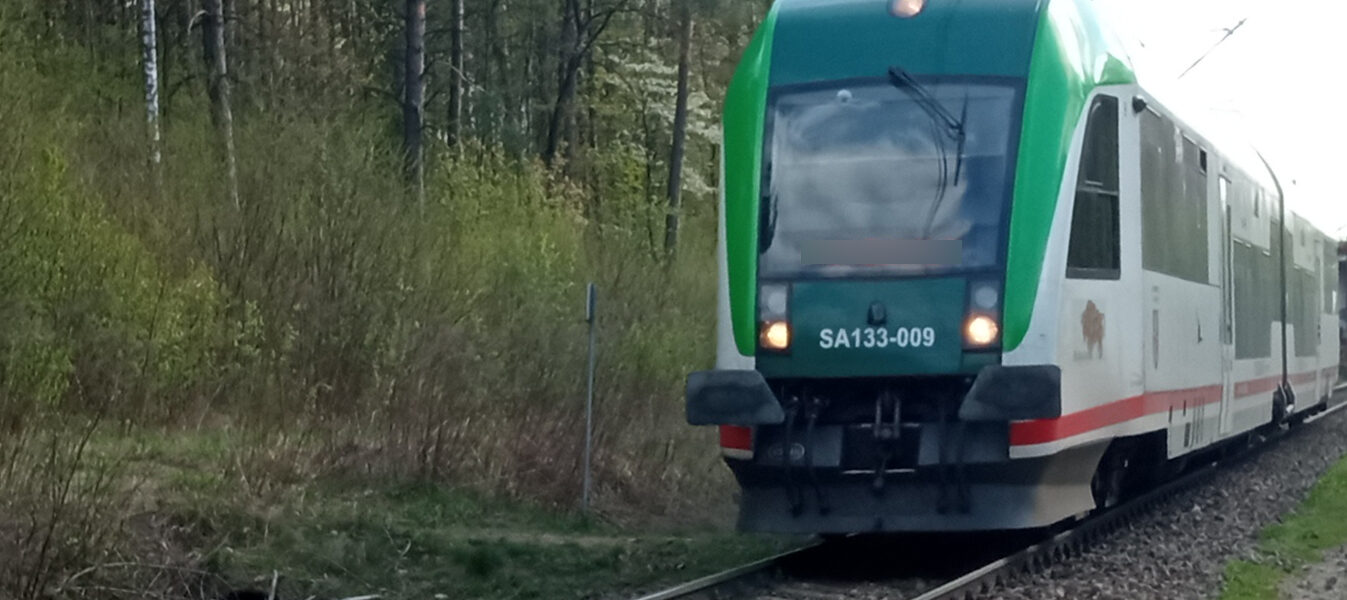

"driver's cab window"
[1066,95,1120,279]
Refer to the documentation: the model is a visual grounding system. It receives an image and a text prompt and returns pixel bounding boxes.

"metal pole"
[582,283,597,512]
[1255,151,1290,398]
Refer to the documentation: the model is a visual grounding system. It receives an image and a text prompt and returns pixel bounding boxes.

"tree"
[542,0,625,166]
[403,0,427,203]
[203,0,240,210]
[140,0,163,193]
[447,0,465,148]
[663,0,693,254]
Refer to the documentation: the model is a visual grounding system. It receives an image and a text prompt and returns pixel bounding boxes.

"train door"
[1219,176,1236,436]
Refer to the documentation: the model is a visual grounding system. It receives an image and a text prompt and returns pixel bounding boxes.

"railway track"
[630,391,1347,600]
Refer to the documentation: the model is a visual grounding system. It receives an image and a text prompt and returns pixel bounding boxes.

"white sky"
[1093,0,1347,239]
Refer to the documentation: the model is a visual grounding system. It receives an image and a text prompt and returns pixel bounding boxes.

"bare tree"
[202,0,240,209]
[403,0,427,203]
[664,1,694,254]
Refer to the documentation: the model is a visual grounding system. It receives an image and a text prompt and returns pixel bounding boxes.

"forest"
[0,0,775,597]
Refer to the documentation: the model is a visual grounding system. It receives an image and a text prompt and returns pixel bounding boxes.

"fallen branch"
[57,561,218,593]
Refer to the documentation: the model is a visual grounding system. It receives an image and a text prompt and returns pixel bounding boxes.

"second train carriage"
[686,0,1341,533]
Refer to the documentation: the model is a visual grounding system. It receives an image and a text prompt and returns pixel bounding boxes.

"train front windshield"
[758,78,1023,279]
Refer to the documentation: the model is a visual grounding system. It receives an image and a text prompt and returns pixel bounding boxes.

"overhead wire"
[1178,16,1248,79]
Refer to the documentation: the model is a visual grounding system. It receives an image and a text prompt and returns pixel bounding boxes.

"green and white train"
[686,0,1341,533]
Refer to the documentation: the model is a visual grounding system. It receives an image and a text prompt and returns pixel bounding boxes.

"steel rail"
[1304,390,1347,424]
[628,542,821,600]
[916,393,1347,600]
[634,389,1347,600]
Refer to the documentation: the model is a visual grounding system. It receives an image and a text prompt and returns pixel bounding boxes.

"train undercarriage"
[713,375,1326,533]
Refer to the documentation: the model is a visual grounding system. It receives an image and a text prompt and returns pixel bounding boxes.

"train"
[685,0,1341,533]
[1340,243,1346,375]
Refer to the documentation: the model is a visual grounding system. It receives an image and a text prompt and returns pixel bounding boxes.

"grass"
[206,484,785,599]
[1220,452,1347,600]
[100,430,790,600]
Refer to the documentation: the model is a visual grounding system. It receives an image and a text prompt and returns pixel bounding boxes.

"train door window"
[1182,137,1210,281]
[1326,236,1338,315]
[1066,95,1120,279]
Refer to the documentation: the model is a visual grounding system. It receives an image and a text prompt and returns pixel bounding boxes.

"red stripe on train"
[1233,375,1280,399]
[1009,384,1222,446]
[1290,371,1319,385]
[1011,369,1326,446]
[719,425,752,451]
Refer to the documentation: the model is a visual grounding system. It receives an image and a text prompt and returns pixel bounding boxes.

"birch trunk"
[140,0,163,180]
[203,0,240,210]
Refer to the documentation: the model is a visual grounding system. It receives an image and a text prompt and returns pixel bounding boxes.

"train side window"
[1141,111,1208,283]
[1067,95,1120,279]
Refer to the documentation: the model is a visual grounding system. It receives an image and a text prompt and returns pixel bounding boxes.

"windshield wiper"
[888,66,969,238]
[887,66,967,185]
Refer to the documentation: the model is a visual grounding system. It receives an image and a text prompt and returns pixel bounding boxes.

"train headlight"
[971,283,1001,311]
[760,321,792,351]
[759,284,789,320]
[890,0,925,18]
[965,315,1000,347]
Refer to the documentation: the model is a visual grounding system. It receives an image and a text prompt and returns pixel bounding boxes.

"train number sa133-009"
[818,327,936,349]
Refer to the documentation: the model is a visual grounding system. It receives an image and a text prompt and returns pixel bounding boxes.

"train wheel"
[1091,444,1129,510]
[1272,385,1297,427]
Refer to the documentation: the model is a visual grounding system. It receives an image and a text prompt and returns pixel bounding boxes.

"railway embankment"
[992,404,1347,600]
[1221,421,1347,600]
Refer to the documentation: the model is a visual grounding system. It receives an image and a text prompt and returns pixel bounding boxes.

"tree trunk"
[543,0,581,166]
[203,0,240,209]
[403,0,426,203]
[664,5,694,255]
[140,0,163,179]
[447,0,465,148]
[483,0,502,143]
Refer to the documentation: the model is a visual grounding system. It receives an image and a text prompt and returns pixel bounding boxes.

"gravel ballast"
[995,406,1347,600]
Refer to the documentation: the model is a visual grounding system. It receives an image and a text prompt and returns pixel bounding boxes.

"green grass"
[1222,562,1282,600]
[199,481,788,599]
[113,431,789,600]
[1220,453,1347,599]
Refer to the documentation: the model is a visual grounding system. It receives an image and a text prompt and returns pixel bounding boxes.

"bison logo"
[1082,300,1105,359]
